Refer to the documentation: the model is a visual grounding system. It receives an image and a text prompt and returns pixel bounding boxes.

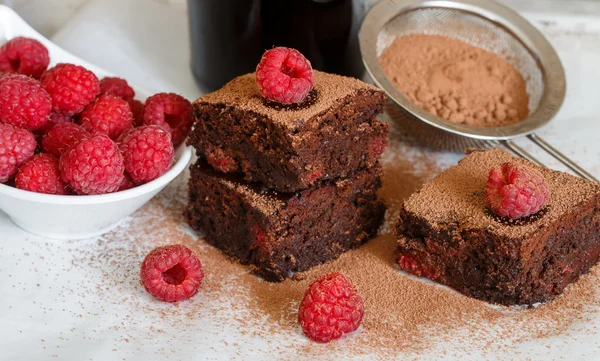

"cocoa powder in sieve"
[379,34,529,127]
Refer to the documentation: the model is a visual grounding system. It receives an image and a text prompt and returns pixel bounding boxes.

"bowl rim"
[0,145,192,205]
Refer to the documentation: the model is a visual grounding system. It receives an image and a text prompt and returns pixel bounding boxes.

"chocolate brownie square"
[185,160,385,281]
[188,71,389,192]
[395,148,600,305]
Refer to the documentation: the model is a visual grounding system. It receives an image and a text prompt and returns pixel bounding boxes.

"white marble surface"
[1,1,600,360]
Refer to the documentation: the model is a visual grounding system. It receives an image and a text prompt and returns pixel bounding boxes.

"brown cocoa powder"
[379,34,529,127]
[59,121,600,359]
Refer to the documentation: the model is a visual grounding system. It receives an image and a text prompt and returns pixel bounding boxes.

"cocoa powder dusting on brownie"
[380,34,529,127]
[196,71,382,128]
[61,123,600,358]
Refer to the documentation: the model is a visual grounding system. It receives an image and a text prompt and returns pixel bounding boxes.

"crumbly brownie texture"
[189,71,389,192]
[185,160,386,281]
[396,148,600,305]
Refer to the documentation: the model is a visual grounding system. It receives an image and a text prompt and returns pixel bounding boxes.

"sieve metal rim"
[359,0,566,141]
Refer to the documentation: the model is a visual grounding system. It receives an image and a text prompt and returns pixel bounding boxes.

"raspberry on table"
[298,272,364,343]
[0,37,50,78]
[80,95,133,140]
[59,134,124,195]
[36,111,73,135]
[118,125,174,185]
[128,99,144,127]
[0,123,37,182]
[41,63,100,114]
[0,74,52,131]
[140,244,204,303]
[255,47,313,104]
[15,153,68,195]
[42,123,90,157]
[485,162,550,219]
[98,77,135,101]
[142,93,192,146]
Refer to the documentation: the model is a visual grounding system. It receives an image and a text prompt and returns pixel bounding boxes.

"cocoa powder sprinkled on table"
[380,34,529,127]
[59,120,600,359]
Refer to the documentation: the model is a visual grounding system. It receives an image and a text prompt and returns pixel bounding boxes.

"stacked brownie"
[186,71,389,281]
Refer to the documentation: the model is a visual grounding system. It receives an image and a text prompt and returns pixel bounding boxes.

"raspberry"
[0,37,50,78]
[298,272,364,343]
[204,146,239,173]
[41,63,100,113]
[255,47,313,104]
[0,74,52,131]
[36,111,73,135]
[485,162,550,219]
[142,93,191,146]
[371,137,388,156]
[0,123,36,182]
[59,134,124,195]
[140,244,204,302]
[396,253,440,280]
[98,77,135,101]
[118,125,174,184]
[42,123,90,157]
[15,153,68,195]
[117,173,135,191]
[128,99,144,127]
[80,95,133,139]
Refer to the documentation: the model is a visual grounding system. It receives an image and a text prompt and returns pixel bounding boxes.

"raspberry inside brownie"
[185,160,385,281]
[395,148,600,305]
[189,71,389,192]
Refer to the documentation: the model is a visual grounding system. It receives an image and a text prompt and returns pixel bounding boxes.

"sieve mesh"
[376,7,544,115]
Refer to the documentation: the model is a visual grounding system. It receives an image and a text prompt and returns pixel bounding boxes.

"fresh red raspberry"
[41,63,100,113]
[15,153,68,195]
[0,123,36,182]
[36,111,73,135]
[140,244,204,303]
[42,123,90,157]
[128,99,144,127]
[396,254,440,280]
[298,272,364,343]
[59,134,124,195]
[142,93,191,146]
[98,77,135,101]
[0,74,52,131]
[79,95,133,139]
[118,125,174,184]
[256,47,313,104]
[0,37,50,78]
[117,173,135,191]
[485,162,550,219]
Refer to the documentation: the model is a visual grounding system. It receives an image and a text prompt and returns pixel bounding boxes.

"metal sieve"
[360,0,598,181]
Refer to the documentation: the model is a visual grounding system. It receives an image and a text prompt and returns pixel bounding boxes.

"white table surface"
[1,0,600,360]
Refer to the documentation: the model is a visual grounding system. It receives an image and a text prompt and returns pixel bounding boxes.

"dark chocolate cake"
[188,71,389,192]
[185,160,385,281]
[395,148,600,305]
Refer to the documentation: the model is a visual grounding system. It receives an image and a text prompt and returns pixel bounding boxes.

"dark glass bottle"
[188,0,365,91]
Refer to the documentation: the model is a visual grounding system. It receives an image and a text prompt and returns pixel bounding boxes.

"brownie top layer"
[403,148,600,239]
[194,70,382,128]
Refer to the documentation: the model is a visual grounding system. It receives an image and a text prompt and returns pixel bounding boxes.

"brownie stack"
[185,71,389,281]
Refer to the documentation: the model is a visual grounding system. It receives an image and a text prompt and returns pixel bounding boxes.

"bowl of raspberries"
[0,35,193,239]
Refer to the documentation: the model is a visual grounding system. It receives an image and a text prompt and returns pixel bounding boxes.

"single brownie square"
[185,160,385,281]
[396,148,600,305]
[188,71,389,192]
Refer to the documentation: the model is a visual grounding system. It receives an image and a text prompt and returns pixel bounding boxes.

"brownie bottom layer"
[185,161,385,281]
[396,193,600,305]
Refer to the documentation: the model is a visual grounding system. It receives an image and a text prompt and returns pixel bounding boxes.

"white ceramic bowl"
[0,6,193,239]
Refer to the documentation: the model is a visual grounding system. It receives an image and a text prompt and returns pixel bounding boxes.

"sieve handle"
[527,134,598,182]
[501,139,543,166]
